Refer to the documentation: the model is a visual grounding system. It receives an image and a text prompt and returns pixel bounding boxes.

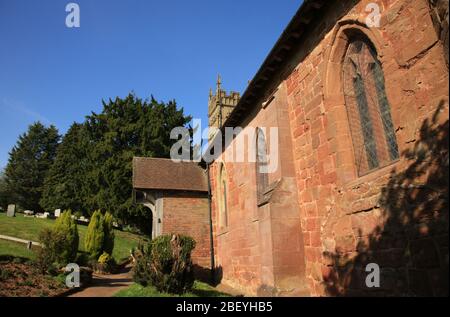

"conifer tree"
[54,210,79,263]
[0,170,8,210]
[85,210,105,259]
[4,122,60,212]
[40,123,88,213]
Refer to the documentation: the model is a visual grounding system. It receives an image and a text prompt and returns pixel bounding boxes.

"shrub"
[35,210,79,273]
[84,211,104,259]
[84,210,115,260]
[54,210,79,262]
[96,252,116,273]
[103,212,115,255]
[36,229,69,274]
[132,242,152,286]
[132,234,196,294]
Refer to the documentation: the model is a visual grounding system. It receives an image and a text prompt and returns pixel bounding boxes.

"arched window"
[218,163,228,228]
[256,128,269,205]
[342,38,399,176]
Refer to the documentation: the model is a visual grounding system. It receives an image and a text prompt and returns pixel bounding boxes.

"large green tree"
[0,170,9,210]
[4,122,60,212]
[84,94,191,233]
[40,123,88,212]
[41,94,191,234]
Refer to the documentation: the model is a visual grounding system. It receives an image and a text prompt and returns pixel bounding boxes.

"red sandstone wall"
[210,82,306,295]
[162,193,211,269]
[211,0,448,297]
[284,0,448,296]
[210,160,264,294]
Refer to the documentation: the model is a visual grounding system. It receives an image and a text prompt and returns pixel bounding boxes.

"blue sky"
[0,0,302,169]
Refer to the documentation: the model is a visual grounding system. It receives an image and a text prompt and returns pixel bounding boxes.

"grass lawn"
[114,281,231,297]
[0,212,147,261]
[0,239,36,260]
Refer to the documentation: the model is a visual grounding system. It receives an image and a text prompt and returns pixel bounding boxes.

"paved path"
[0,234,41,247]
[68,266,133,297]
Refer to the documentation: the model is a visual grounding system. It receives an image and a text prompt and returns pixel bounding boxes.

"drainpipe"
[206,163,216,284]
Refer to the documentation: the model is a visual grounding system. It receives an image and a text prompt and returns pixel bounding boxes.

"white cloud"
[1,98,52,125]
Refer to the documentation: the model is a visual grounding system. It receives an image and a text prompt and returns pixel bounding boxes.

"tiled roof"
[132,157,208,192]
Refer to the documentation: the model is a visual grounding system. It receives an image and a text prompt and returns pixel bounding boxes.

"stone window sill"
[344,159,401,189]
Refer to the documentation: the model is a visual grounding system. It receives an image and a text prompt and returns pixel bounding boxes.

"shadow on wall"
[192,264,223,287]
[323,103,449,296]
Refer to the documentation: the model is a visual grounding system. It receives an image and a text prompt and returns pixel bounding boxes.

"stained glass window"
[342,39,399,176]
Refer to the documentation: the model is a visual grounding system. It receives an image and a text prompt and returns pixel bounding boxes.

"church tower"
[208,75,240,140]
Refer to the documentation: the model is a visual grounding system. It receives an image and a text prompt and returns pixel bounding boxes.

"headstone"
[24,210,35,216]
[79,216,89,223]
[54,209,61,217]
[6,204,16,217]
[43,212,50,219]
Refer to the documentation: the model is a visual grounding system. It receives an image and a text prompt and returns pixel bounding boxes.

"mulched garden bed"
[0,258,68,297]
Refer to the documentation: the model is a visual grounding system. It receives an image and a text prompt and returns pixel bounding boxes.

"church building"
[133,0,449,296]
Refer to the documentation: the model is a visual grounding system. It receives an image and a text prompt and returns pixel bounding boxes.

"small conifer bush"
[36,210,79,273]
[54,210,79,262]
[84,210,115,260]
[132,234,196,294]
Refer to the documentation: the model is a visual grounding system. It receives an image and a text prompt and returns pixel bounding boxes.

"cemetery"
[0,0,447,299]
[0,209,227,297]
[0,210,144,296]
[0,211,142,264]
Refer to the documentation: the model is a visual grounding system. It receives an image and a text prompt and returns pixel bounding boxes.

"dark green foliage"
[103,212,115,255]
[40,123,88,214]
[35,210,79,273]
[132,234,196,294]
[132,243,153,286]
[40,94,191,233]
[84,210,115,260]
[4,122,60,212]
[0,170,8,210]
[36,229,69,274]
[82,94,191,232]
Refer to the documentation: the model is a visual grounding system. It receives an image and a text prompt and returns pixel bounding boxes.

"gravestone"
[43,212,50,219]
[6,204,16,217]
[24,210,34,216]
[54,209,61,217]
[78,216,90,224]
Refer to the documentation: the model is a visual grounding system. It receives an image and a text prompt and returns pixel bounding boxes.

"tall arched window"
[342,38,399,176]
[256,128,269,205]
[218,163,228,228]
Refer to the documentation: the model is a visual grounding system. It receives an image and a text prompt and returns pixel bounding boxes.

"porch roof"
[132,157,208,192]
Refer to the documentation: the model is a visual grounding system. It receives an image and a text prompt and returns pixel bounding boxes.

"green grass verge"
[114,281,231,297]
[0,213,147,261]
[0,239,36,260]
